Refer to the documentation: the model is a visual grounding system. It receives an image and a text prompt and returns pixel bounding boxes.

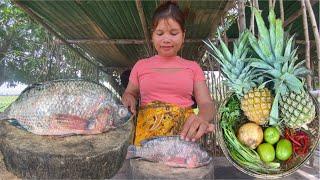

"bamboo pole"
[272,0,276,8]
[301,0,312,90]
[284,1,317,27]
[255,0,260,10]
[249,0,255,34]
[269,0,273,9]
[238,0,246,34]
[305,0,320,90]
[280,0,284,24]
[55,38,315,45]
[135,0,153,56]
[54,38,206,45]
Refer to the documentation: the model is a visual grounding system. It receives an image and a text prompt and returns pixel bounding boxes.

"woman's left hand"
[180,114,214,142]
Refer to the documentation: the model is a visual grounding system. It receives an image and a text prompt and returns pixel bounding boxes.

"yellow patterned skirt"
[134,101,194,146]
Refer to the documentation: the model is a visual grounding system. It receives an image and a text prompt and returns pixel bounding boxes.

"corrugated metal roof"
[13,0,233,69]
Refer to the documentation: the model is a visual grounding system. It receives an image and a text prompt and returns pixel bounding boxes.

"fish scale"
[0,79,131,136]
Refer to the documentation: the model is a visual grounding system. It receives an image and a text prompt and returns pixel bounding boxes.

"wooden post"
[301,0,312,90]
[238,0,246,34]
[305,0,320,89]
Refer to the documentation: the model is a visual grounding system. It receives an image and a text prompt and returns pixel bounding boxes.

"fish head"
[93,102,132,131]
[112,105,132,127]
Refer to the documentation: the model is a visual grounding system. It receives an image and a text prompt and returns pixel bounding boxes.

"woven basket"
[217,92,319,179]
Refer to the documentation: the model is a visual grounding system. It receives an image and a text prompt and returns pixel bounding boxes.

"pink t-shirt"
[129,55,206,107]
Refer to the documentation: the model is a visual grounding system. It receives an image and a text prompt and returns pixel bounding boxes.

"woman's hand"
[121,91,137,115]
[180,114,214,142]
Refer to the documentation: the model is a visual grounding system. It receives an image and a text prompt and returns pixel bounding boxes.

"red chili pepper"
[288,136,302,146]
[284,128,310,156]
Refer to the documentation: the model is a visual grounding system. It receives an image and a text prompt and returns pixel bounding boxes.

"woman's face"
[152,18,185,57]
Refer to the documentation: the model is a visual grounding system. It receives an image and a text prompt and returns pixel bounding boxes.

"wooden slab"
[0,120,133,179]
[130,159,214,179]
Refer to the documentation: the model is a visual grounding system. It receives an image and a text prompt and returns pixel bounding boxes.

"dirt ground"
[0,152,18,180]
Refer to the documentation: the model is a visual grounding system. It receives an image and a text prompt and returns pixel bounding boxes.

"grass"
[0,96,17,112]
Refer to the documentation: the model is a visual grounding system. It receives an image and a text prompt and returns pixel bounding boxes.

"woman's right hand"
[121,91,137,115]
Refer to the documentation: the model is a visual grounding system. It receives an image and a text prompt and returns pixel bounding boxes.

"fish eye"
[118,107,129,118]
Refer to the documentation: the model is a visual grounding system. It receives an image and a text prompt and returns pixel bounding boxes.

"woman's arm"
[121,81,139,115]
[194,81,215,123]
[180,81,215,141]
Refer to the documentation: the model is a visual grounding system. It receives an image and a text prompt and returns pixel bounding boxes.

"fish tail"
[126,145,138,159]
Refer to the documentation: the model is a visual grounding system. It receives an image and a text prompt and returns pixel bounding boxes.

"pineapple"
[280,92,316,129]
[204,30,272,125]
[241,88,273,125]
[249,8,316,128]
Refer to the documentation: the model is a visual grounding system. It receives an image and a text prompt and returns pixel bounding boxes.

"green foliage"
[0,95,17,112]
[0,0,99,86]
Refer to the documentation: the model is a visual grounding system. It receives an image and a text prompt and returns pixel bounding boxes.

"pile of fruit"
[205,8,317,175]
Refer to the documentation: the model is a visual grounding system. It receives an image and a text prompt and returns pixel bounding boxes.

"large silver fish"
[126,136,212,168]
[0,79,131,136]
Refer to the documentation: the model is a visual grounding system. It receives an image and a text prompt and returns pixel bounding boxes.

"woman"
[122,1,215,145]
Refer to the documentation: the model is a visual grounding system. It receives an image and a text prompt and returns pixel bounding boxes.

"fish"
[0,79,131,136]
[126,136,212,168]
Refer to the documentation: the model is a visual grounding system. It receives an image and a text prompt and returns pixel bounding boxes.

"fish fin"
[7,119,28,130]
[139,139,150,146]
[126,145,138,159]
[163,161,185,168]
[140,135,171,146]
[0,110,27,130]
[185,155,199,169]
[19,82,43,95]
[164,157,187,167]
[50,114,88,130]
[200,156,212,167]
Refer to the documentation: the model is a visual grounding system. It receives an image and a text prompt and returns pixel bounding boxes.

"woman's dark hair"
[120,69,131,88]
[152,1,185,32]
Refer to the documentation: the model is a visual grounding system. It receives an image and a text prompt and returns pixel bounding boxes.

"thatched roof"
[13,0,233,70]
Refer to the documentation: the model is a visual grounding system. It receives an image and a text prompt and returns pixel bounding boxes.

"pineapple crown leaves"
[249,8,311,125]
[204,30,257,97]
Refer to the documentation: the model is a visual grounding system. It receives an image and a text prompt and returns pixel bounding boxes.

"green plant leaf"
[253,7,272,57]
[268,8,276,54]
[274,19,284,57]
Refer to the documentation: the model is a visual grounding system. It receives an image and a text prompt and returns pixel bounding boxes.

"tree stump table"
[0,120,133,179]
[129,159,214,179]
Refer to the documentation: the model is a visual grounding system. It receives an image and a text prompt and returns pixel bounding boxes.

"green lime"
[264,127,280,144]
[257,143,275,162]
[276,139,292,161]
